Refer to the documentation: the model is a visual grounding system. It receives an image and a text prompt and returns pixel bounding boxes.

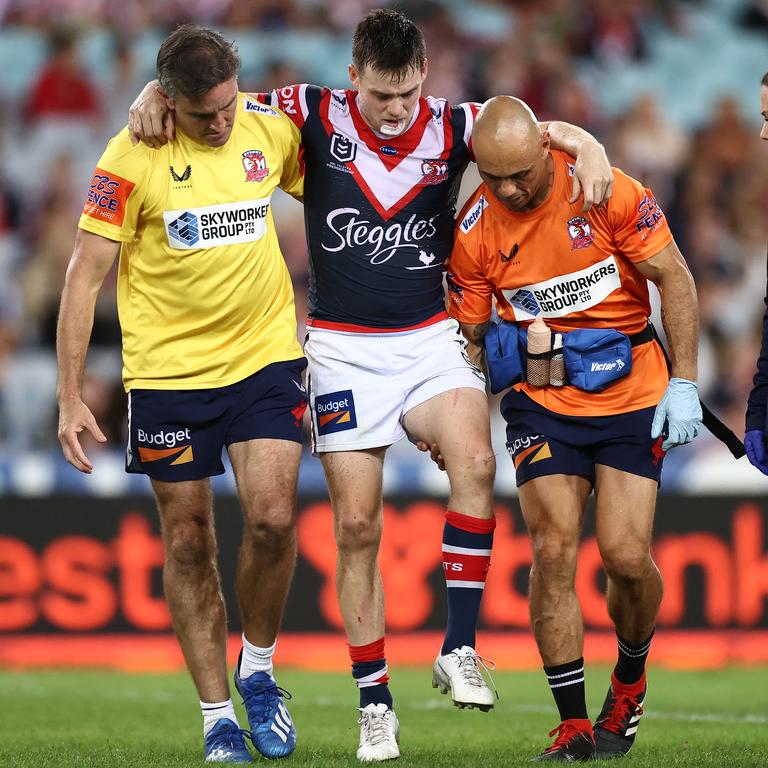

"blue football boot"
[234,660,297,759]
[204,718,253,763]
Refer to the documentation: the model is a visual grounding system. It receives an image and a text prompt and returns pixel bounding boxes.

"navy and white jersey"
[257,85,478,330]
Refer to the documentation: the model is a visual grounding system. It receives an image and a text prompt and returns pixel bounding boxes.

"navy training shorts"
[126,357,308,482]
[501,388,666,487]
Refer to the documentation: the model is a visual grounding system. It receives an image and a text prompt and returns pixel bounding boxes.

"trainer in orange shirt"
[445,96,702,762]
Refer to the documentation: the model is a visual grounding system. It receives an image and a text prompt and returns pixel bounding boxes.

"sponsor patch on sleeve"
[315,389,357,435]
[82,168,135,227]
[459,196,488,234]
[635,193,666,240]
[243,97,279,117]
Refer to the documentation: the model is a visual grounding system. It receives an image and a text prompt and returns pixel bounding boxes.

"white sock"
[201,698,238,737]
[239,634,276,679]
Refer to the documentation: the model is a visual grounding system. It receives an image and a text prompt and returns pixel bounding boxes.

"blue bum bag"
[484,321,653,394]
[562,328,632,392]
[483,320,526,394]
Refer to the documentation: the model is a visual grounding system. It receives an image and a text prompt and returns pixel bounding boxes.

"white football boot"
[356,703,400,762]
[432,646,496,711]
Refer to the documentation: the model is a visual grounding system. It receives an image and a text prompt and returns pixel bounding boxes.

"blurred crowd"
[0,0,767,476]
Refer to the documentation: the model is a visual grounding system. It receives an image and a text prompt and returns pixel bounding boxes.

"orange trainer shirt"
[447,150,672,416]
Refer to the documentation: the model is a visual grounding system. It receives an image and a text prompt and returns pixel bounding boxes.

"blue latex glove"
[651,377,703,451]
[744,430,768,475]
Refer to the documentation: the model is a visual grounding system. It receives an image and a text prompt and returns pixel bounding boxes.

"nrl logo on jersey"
[242,150,269,182]
[419,159,448,186]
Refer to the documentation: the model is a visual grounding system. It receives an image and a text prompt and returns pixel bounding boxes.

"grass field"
[1,666,767,767]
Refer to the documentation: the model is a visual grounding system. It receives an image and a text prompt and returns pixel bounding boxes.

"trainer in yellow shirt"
[56,25,305,761]
[79,96,303,391]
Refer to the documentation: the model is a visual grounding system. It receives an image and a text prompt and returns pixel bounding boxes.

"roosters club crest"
[420,159,448,185]
[242,150,269,182]
[567,216,594,250]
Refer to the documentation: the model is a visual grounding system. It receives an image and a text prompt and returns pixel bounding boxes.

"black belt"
[629,325,654,347]
[645,323,745,458]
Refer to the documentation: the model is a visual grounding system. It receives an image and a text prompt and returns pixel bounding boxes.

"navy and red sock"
[440,510,495,655]
[349,637,393,709]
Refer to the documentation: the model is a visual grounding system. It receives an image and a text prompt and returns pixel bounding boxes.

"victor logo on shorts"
[137,427,194,465]
[315,390,357,435]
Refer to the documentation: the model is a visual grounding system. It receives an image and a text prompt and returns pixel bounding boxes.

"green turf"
[1,666,766,767]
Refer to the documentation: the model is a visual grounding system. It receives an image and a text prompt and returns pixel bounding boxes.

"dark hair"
[157,24,240,101]
[352,8,426,79]
[762,71,768,87]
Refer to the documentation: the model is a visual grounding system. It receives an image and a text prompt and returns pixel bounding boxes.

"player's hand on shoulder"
[651,377,702,452]
[744,429,768,475]
[57,398,107,474]
[128,80,174,149]
[570,141,614,213]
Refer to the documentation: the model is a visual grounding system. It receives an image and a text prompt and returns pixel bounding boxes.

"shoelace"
[357,709,395,747]
[456,651,499,700]
[208,724,253,751]
[603,692,643,734]
[240,683,293,724]
[545,721,590,752]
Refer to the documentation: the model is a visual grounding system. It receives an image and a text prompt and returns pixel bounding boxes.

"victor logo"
[590,359,625,372]
[322,208,439,264]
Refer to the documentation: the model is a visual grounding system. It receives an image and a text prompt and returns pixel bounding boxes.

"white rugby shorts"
[305,318,486,453]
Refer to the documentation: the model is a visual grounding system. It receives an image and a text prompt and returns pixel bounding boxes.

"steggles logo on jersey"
[315,390,357,435]
[242,150,269,182]
[501,255,621,320]
[419,159,448,185]
[322,208,439,265]
[567,215,594,249]
[330,133,356,163]
[164,199,271,250]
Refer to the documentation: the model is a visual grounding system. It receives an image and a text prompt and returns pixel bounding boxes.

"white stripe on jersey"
[459,102,479,148]
[327,92,450,212]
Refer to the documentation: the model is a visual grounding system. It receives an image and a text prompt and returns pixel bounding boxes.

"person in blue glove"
[442,96,702,761]
[745,71,768,475]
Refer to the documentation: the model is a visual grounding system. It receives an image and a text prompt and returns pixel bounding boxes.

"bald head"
[474,96,543,167]
[473,96,552,212]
